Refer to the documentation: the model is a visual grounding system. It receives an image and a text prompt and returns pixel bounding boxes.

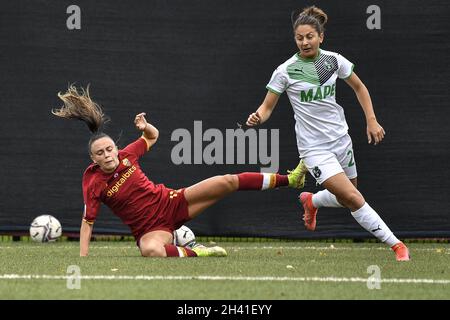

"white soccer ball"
[173,225,196,248]
[29,215,62,242]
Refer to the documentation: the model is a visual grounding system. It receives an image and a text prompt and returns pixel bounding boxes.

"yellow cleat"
[192,245,228,257]
[287,159,308,189]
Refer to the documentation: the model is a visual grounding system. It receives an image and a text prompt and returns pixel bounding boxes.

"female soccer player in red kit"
[52,86,307,258]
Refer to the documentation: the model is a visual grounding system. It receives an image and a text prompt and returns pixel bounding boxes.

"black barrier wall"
[1,0,449,238]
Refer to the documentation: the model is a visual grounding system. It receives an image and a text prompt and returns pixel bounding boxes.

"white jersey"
[266,49,354,155]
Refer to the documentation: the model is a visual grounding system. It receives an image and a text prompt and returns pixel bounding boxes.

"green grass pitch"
[0,241,449,299]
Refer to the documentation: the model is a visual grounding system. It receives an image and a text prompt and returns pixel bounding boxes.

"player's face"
[295,24,323,59]
[90,137,119,173]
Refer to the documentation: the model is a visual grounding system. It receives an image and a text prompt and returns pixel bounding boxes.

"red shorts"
[135,188,191,247]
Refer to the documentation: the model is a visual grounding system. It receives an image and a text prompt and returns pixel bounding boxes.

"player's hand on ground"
[135,113,148,131]
[246,111,261,127]
[367,119,385,145]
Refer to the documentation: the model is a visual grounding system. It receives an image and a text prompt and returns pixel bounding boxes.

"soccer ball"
[173,225,196,248]
[29,215,62,242]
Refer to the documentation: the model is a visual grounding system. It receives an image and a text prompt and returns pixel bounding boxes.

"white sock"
[312,190,344,208]
[351,202,400,247]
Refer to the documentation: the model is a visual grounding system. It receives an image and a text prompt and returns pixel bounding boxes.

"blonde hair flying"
[52,85,109,133]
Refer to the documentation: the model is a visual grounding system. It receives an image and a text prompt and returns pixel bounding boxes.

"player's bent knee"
[140,242,165,257]
[222,174,238,191]
[338,190,365,210]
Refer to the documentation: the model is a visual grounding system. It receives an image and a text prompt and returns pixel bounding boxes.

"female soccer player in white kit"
[246,6,409,261]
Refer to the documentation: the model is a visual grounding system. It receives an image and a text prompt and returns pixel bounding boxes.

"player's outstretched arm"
[135,112,159,150]
[246,91,280,127]
[80,219,93,257]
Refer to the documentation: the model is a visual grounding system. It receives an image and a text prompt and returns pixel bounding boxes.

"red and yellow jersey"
[82,137,176,238]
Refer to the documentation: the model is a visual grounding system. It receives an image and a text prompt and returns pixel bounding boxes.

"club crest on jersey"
[122,158,131,167]
[324,60,333,71]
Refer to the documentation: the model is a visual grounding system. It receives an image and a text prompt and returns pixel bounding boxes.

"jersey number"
[347,150,355,167]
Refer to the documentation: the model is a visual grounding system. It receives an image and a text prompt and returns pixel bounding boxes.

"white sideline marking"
[0,245,448,252]
[0,274,449,284]
[228,246,441,251]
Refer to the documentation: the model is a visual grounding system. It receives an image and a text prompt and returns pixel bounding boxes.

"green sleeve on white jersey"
[266,67,287,95]
[336,54,354,79]
[266,86,282,95]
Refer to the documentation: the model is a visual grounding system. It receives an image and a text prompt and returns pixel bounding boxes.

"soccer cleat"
[190,242,204,249]
[288,159,308,189]
[192,245,227,257]
[391,242,410,261]
[300,192,318,231]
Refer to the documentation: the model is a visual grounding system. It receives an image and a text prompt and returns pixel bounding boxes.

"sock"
[312,190,344,208]
[351,202,400,247]
[164,244,197,257]
[237,173,288,190]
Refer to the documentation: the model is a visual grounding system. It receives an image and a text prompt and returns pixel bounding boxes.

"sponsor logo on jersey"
[106,165,137,197]
[300,84,336,102]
